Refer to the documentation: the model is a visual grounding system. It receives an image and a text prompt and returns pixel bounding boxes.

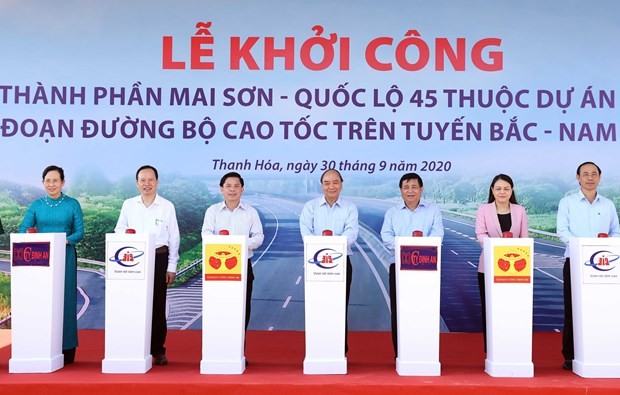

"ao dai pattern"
[18,194,84,350]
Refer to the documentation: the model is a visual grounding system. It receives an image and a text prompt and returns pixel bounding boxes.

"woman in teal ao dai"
[18,165,84,364]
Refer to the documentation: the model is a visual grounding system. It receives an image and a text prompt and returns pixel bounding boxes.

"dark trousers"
[562,258,574,360]
[246,260,254,331]
[389,263,398,357]
[345,257,352,354]
[151,251,169,356]
[478,272,487,353]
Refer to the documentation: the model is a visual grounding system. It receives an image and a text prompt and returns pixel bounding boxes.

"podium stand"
[9,232,66,373]
[569,237,620,378]
[303,235,347,374]
[102,233,156,373]
[483,237,534,377]
[395,236,442,376]
[201,234,247,374]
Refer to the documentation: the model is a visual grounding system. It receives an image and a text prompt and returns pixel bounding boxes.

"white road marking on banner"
[282,295,292,308]
[534,267,563,283]
[75,267,103,320]
[180,312,202,330]
[77,287,89,319]
[250,201,278,267]
[354,241,390,310]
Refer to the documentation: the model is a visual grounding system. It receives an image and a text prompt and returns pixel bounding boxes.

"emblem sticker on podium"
[399,245,438,271]
[12,242,51,267]
[493,245,531,283]
[580,245,620,284]
[106,241,146,280]
[305,245,345,282]
[204,243,243,281]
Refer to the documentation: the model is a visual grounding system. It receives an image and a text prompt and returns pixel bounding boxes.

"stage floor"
[1,330,619,395]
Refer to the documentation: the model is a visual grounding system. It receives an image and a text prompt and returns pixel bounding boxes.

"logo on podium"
[581,246,620,283]
[493,245,531,283]
[305,246,345,282]
[12,242,51,267]
[205,243,243,281]
[106,242,146,280]
[308,248,343,269]
[399,245,438,271]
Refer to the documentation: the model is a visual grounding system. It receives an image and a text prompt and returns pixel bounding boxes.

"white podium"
[569,237,620,378]
[303,235,347,374]
[395,236,442,376]
[201,234,248,374]
[102,232,156,373]
[483,237,534,377]
[9,232,66,373]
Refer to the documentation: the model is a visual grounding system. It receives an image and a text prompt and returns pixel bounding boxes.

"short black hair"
[220,172,244,187]
[136,165,158,180]
[399,173,423,188]
[576,161,601,175]
[42,165,65,181]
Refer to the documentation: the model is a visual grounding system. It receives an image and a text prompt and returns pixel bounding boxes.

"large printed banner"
[1,1,619,333]
[1,1,618,180]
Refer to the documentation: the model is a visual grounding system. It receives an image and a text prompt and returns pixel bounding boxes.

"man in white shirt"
[202,172,264,335]
[115,165,180,366]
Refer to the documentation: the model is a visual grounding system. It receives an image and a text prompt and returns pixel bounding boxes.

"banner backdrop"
[1,1,619,333]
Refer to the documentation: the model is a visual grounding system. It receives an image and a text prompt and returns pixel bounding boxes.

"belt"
[156,245,169,255]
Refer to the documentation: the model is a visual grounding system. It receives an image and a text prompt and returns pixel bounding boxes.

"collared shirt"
[557,190,620,257]
[201,200,264,258]
[299,195,359,255]
[381,199,444,262]
[115,194,180,272]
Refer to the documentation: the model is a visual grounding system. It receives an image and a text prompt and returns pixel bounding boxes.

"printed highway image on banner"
[0,0,618,332]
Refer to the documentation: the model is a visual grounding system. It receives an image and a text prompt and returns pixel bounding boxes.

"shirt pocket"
[155,218,168,237]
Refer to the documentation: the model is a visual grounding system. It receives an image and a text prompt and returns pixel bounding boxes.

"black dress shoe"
[63,348,76,365]
[562,359,573,370]
[154,354,168,366]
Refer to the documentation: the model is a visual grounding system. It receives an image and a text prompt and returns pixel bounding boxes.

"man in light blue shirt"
[556,161,620,370]
[381,172,444,358]
[300,169,359,354]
